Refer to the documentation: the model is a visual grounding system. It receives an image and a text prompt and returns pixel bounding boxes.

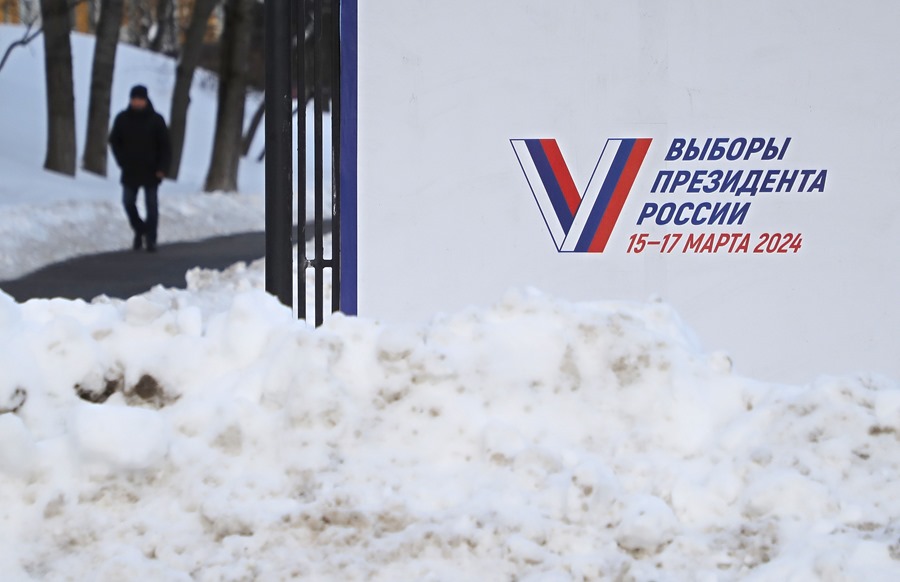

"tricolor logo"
[511,138,651,252]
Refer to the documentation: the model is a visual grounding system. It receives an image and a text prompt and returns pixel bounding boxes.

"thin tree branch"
[0,0,90,73]
[0,22,42,73]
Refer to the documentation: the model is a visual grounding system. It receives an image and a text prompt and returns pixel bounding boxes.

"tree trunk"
[167,0,216,180]
[40,0,76,176]
[204,0,252,192]
[82,0,122,176]
[125,0,151,47]
[241,94,264,156]
[149,0,175,54]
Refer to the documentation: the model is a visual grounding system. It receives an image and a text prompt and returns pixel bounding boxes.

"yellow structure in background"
[0,0,221,45]
[0,0,21,24]
[73,1,90,32]
[177,1,222,44]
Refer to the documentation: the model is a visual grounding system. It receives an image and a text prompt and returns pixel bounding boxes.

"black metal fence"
[265,0,341,325]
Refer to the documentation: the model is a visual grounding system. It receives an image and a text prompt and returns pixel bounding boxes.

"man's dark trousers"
[123,184,159,248]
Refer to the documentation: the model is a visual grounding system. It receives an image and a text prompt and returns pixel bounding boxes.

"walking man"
[109,85,171,252]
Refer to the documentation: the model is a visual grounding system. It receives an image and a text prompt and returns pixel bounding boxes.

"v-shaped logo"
[511,138,652,252]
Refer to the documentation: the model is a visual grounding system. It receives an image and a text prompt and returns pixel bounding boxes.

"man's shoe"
[146,240,157,253]
[133,233,143,251]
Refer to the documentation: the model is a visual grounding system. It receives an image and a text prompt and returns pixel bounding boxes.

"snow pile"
[1,282,898,580]
[180,237,331,317]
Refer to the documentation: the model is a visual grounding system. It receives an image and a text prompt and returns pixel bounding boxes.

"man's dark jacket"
[109,100,172,188]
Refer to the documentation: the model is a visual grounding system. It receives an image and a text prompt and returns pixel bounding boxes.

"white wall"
[351,0,900,383]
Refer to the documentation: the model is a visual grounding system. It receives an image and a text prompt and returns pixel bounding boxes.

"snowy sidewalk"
[0,224,321,302]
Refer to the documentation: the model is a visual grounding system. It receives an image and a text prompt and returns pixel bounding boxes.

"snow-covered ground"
[1,21,898,581]
[0,192,265,280]
[0,25,267,279]
[0,252,898,580]
[0,25,328,280]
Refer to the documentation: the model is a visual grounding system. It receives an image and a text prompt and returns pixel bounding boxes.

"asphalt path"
[0,224,322,302]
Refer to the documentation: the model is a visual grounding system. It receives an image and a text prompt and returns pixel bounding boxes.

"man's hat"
[130,85,149,100]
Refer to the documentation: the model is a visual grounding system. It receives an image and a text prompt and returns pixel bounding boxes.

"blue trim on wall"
[339,0,358,315]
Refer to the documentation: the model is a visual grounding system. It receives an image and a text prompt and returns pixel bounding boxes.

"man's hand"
[155,171,166,180]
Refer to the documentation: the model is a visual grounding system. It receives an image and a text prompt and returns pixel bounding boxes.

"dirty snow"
[0,262,897,579]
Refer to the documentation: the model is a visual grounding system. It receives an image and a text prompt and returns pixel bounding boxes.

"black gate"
[265,0,341,325]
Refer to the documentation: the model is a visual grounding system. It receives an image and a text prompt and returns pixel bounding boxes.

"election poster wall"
[341,0,900,383]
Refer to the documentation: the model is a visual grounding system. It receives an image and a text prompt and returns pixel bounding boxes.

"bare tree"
[167,0,217,180]
[1,0,89,74]
[241,94,264,156]
[40,0,76,176]
[124,0,152,47]
[149,0,176,54]
[203,0,253,192]
[82,0,123,176]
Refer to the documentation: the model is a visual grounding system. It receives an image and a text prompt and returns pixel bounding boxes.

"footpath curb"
[0,224,323,302]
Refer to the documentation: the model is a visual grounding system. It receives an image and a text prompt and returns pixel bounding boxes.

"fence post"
[296,0,308,319]
[313,0,325,325]
[265,0,293,307]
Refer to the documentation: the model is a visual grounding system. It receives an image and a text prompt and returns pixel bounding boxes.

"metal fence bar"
[265,0,293,307]
[266,0,340,322]
[296,0,307,319]
[313,0,325,326]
